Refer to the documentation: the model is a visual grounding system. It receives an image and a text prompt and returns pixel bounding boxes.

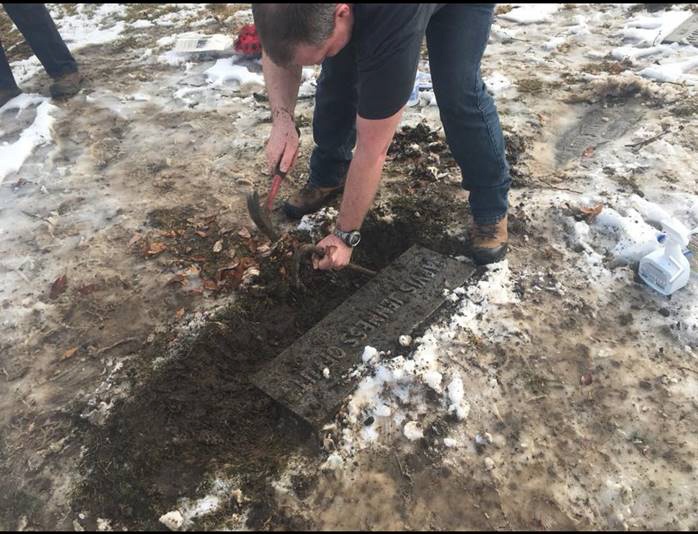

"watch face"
[348,231,361,247]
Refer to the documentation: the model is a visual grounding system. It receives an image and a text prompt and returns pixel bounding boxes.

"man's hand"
[266,112,299,174]
[313,234,353,271]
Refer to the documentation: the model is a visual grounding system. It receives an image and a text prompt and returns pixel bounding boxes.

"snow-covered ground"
[1,3,697,531]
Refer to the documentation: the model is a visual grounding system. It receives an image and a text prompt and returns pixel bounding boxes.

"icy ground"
[1,3,697,531]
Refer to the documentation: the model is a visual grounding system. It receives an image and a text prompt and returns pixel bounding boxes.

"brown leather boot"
[468,214,508,265]
[283,180,345,219]
[0,87,22,108]
[49,70,83,98]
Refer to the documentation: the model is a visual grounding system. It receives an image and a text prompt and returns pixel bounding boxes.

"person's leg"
[426,4,510,227]
[308,41,358,189]
[283,41,358,218]
[0,39,20,92]
[3,3,78,79]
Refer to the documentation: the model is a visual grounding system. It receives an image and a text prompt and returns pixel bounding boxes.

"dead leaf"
[217,260,241,281]
[213,240,223,253]
[158,230,178,238]
[579,203,604,222]
[49,275,68,299]
[189,256,207,262]
[238,227,251,239]
[62,347,79,360]
[146,242,168,256]
[176,308,185,319]
[166,275,186,287]
[581,146,595,158]
[256,243,272,257]
[195,230,208,238]
[127,233,143,247]
[203,279,218,291]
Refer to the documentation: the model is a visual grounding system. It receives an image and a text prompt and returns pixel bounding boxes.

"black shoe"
[50,71,83,98]
[283,180,345,219]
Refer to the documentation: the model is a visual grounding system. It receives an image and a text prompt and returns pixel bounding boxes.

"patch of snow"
[321,452,344,471]
[361,346,380,364]
[423,370,443,392]
[639,57,698,85]
[621,9,693,45]
[204,59,265,88]
[157,35,177,48]
[403,421,424,441]
[499,4,561,25]
[157,50,192,67]
[593,206,663,263]
[6,56,43,86]
[446,374,470,420]
[297,207,338,235]
[485,72,513,94]
[131,19,154,29]
[0,98,56,185]
[543,35,567,51]
[49,4,127,50]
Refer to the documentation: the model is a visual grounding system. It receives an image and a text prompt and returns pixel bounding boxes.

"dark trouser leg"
[3,3,78,79]
[426,4,510,225]
[309,42,358,188]
[0,38,19,91]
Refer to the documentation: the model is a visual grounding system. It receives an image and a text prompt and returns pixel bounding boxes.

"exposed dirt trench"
[71,193,471,531]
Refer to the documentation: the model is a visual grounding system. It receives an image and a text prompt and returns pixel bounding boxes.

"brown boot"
[468,214,508,265]
[0,87,22,108]
[49,70,83,98]
[283,180,345,219]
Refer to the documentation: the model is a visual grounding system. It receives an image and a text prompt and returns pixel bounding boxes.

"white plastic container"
[173,33,235,58]
[638,218,691,296]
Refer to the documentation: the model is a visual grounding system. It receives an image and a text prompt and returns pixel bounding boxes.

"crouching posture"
[253,3,511,269]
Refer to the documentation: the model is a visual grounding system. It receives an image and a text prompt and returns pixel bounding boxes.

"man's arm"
[261,52,303,172]
[314,108,404,271]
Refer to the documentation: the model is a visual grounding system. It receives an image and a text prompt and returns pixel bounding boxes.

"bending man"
[252,4,510,269]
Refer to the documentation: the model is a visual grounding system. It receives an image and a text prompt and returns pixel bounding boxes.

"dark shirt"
[352,3,444,120]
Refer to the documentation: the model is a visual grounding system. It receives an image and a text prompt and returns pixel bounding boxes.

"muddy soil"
[1,3,697,532]
[70,186,469,531]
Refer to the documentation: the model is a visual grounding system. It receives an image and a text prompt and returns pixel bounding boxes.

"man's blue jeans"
[309,4,510,226]
[1,4,78,91]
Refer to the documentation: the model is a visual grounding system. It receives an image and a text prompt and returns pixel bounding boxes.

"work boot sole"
[471,243,508,265]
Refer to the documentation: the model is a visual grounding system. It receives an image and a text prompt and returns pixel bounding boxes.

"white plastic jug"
[638,218,692,296]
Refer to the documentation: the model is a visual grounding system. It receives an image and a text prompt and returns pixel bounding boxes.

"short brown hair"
[252,4,337,66]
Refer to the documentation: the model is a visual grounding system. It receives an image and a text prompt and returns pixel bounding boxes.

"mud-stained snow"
[0,96,56,184]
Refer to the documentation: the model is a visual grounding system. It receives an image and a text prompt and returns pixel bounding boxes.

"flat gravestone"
[555,103,644,166]
[251,245,475,429]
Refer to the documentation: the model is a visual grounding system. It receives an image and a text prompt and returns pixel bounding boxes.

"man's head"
[251,4,353,67]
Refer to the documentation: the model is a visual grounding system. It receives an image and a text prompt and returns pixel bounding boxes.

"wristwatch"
[334,227,362,247]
